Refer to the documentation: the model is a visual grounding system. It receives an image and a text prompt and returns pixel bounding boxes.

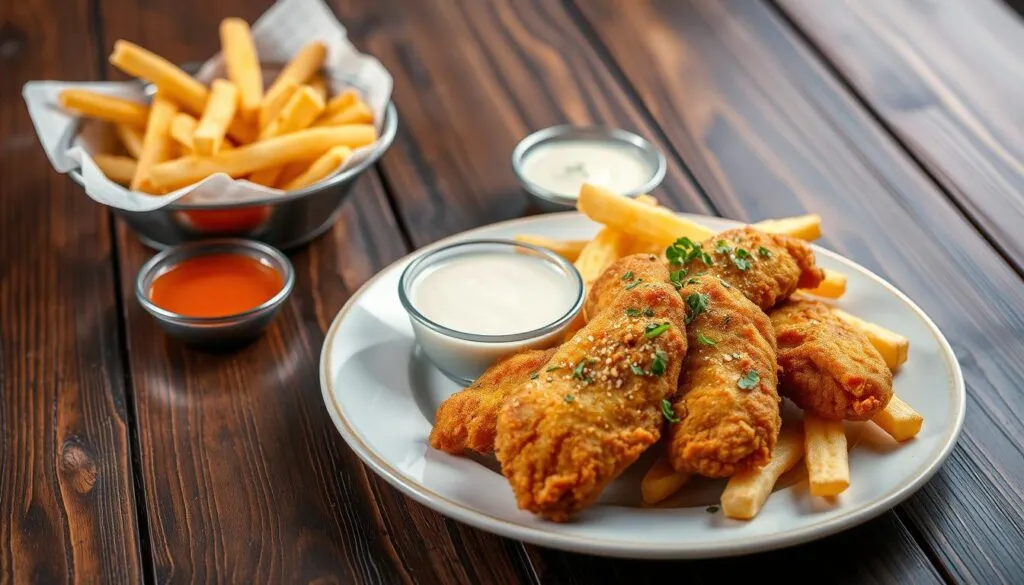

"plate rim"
[318,211,966,559]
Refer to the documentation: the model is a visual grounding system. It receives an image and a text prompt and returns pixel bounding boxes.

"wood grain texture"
[574,0,1024,581]
[774,0,1024,272]
[331,0,712,246]
[97,0,539,582]
[0,0,143,582]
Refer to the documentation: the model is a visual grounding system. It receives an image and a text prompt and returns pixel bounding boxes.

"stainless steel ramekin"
[511,125,666,212]
[135,238,295,349]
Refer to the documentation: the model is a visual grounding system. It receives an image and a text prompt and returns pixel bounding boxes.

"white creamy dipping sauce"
[520,139,654,198]
[412,253,576,336]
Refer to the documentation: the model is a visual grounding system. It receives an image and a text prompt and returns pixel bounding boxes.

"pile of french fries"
[516,183,924,521]
[57,17,377,195]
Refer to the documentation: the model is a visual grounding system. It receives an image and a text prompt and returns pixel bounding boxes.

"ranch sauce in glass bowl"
[512,125,666,211]
[398,239,584,385]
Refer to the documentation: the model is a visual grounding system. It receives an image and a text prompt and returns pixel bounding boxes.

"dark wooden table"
[3,0,1022,582]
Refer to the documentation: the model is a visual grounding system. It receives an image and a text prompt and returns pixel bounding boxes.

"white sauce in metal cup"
[520,140,655,198]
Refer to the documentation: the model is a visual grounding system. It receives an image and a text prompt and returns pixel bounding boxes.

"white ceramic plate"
[319,212,965,559]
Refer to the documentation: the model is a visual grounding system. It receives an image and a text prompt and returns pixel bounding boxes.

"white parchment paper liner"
[22,0,393,212]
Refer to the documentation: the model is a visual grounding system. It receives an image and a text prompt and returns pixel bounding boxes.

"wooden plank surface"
[334,0,945,582]
[572,0,1024,582]
[95,1,539,582]
[0,0,143,582]
[774,0,1024,271]
[332,0,713,246]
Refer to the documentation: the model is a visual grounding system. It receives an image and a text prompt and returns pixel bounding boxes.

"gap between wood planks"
[87,0,158,582]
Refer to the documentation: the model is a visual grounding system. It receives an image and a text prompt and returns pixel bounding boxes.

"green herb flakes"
[758,246,773,258]
[645,323,671,338]
[738,370,760,390]
[661,399,680,424]
[651,348,669,375]
[696,332,716,346]
[684,292,710,324]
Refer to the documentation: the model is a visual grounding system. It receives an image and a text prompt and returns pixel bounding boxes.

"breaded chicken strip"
[771,299,893,420]
[672,227,825,311]
[429,348,556,454]
[494,254,687,521]
[667,275,781,477]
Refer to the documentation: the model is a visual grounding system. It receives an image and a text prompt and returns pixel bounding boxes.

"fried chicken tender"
[494,254,687,521]
[667,276,781,477]
[684,228,825,311]
[429,348,556,454]
[771,299,893,420]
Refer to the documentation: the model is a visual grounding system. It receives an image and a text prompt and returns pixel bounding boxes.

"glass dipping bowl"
[398,239,584,385]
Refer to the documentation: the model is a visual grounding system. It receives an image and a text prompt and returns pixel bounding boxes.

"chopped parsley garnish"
[546,365,562,372]
[738,370,760,390]
[684,292,710,324]
[715,240,733,254]
[564,394,575,403]
[572,358,596,380]
[645,323,671,338]
[630,364,648,376]
[625,279,643,290]
[731,248,754,271]
[696,332,716,346]
[651,348,669,375]
[661,399,680,424]
[758,246,773,258]
[666,237,713,267]
[530,372,539,380]
[718,277,731,289]
[622,271,635,281]
[626,308,642,317]
[643,307,655,317]
[669,269,687,290]
[706,505,720,513]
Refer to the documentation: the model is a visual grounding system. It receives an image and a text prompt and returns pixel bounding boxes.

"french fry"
[92,154,137,185]
[115,124,145,158]
[831,308,909,370]
[131,92,177,192]
[323,88,357,118]
[315,100,374,126]
[169,113,198,154]
[192,79,239,156]
[149,124,377,190]
[109,40,254,144]
[802,268,847,298]
[577,183,715,247]
[250,86,327,186]
[307,77,328,101]
[281,146,352,191]
[803,416,850,496]
[513,235,588,263]
[641,455,691,505]
[275,159,314,188]
[754,214,822,241]
[871,396,923,441]
[258,85,325,140]
[58,90,149,128]
[219,17,263,123]
[721,426,805,520]
[259,41,327,129]
[257,80,299,131]
[574,227,635,290]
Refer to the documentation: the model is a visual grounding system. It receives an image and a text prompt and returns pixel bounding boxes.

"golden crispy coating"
[429,348,556,454]
[667,276,781,478]
[771,299,893,420]
[681,228,825,311]
[495,255,687,521]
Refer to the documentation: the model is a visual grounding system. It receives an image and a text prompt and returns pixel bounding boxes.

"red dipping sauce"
[149,253,284,318]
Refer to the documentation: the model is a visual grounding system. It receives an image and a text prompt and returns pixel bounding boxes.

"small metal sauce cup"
[511,125,667,212]
[135,238,295,349]
[397,239,584,385]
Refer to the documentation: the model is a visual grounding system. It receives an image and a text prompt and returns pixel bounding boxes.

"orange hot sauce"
[149,254,284,318]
